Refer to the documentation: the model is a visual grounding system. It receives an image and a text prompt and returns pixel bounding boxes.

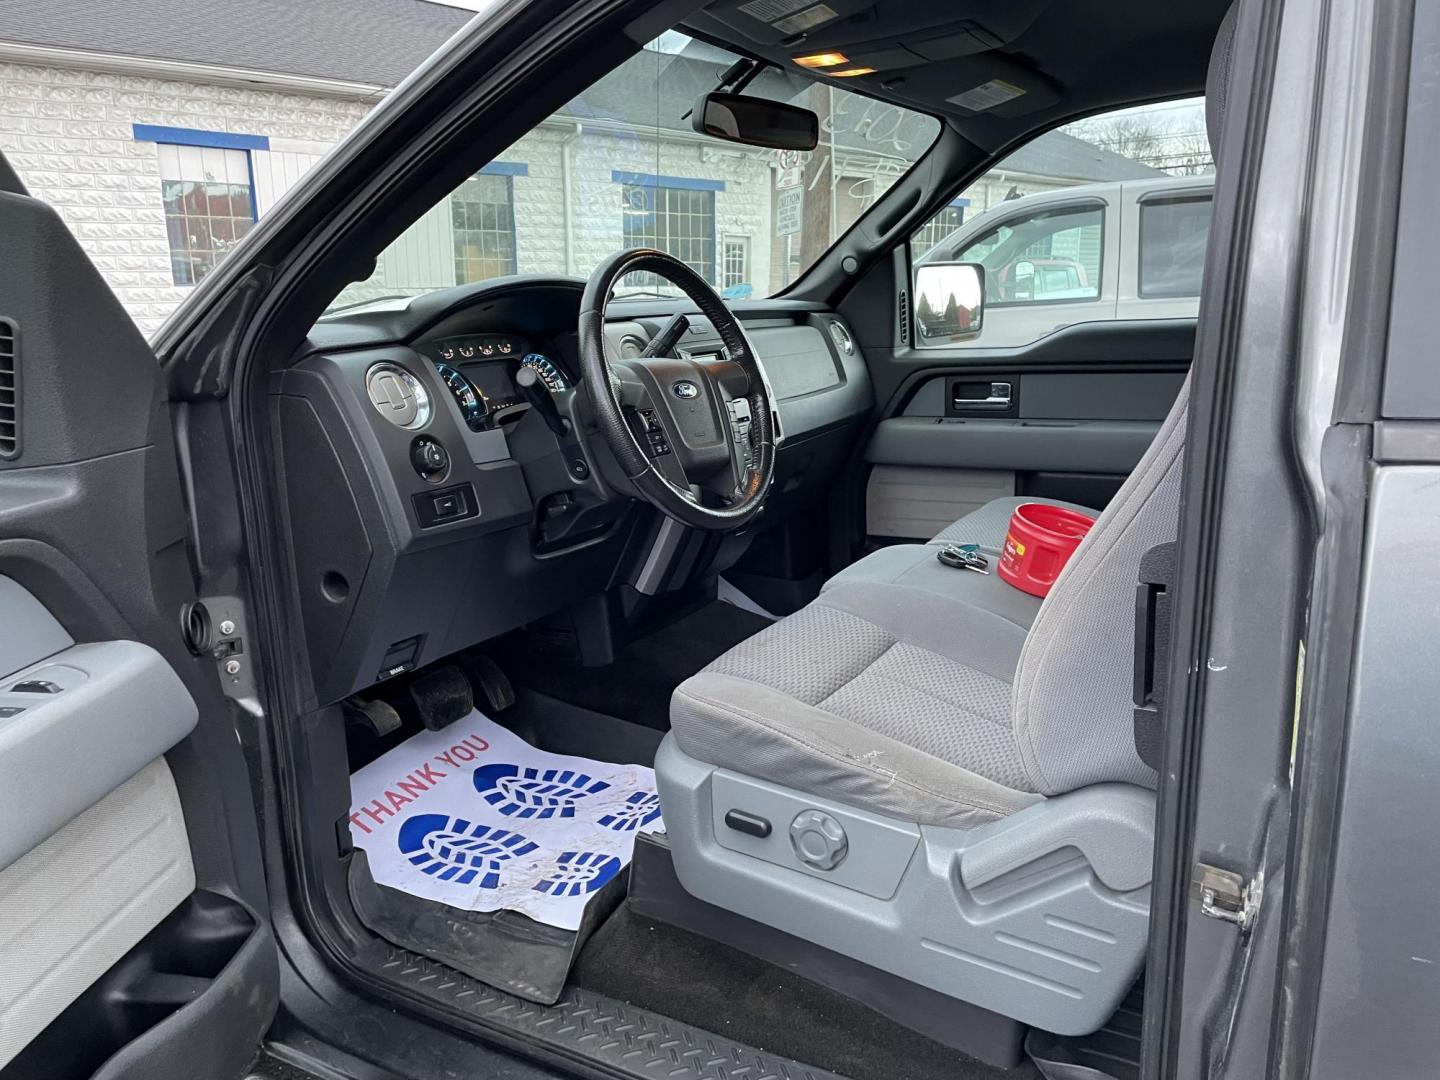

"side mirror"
[690,92,819,151]
[913,262,985,344]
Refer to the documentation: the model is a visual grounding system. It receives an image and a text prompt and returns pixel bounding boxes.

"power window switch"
[11,680,61,694]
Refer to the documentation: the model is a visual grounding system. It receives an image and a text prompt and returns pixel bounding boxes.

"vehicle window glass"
[1139,195,1213,298]
[956,205,1103,306]
[910,96,1212,348]
[324,33,940,314]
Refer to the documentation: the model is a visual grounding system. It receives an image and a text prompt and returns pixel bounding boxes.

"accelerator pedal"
[460,653,516,714]
[409,665,474,731]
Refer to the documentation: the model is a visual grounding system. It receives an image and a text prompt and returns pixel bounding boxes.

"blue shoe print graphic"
[397,813,537,888]
[472,762,610,820]
[532,851,622,898]
[597,790,662,832]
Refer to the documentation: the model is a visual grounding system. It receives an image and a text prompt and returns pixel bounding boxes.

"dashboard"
[279,277,872,704]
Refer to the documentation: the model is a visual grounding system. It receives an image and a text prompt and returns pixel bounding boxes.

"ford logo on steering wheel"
[671,381,700,400]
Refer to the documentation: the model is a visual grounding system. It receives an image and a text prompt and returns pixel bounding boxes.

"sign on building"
[776,187,803,236]
[774,148,805,191]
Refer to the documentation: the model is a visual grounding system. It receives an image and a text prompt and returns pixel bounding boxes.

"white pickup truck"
[916,175,1215,348]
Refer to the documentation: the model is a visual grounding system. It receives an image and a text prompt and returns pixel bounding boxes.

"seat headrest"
[1205,3,1240,164]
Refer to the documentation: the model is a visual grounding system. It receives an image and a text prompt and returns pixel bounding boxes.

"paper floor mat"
[348,711,662,931]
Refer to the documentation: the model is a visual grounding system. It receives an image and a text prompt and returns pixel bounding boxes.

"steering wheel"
[577,249,777,531]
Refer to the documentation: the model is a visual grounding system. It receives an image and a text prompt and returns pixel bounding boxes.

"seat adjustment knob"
[789,809,848,871]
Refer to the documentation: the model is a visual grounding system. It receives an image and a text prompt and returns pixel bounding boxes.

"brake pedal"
[409,664,474,731]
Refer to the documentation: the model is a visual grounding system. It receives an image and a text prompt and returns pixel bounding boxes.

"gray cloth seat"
[674,374,1188,822]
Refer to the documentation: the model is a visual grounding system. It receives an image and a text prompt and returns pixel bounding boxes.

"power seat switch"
[723,809,772,839]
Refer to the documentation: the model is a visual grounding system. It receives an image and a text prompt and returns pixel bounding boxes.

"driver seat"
[654,2,1237,1039]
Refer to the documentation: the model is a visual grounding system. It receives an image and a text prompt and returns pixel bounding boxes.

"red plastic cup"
[996,503,1097,597]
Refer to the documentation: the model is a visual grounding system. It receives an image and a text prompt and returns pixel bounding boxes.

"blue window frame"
[135,126,263,286]
[616,172,721,284]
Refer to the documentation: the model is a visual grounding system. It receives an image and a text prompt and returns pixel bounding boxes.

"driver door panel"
[0,162,277,1078]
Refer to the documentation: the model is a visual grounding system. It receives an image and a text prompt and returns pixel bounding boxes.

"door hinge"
[1192,863,1263,933]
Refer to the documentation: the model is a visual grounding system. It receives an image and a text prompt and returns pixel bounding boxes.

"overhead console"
[687,0,1061,120]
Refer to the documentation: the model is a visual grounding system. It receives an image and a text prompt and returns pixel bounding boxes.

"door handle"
[953,381,1012,409]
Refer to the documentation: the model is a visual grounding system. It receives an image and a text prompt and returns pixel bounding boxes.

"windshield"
[324,32,940,313]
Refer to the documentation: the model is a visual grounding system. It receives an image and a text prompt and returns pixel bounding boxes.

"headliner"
[685,0,1232,151]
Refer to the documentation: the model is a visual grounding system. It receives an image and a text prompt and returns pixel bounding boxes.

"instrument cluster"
[422,334,569,432]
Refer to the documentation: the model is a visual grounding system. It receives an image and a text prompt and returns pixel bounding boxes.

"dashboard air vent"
[0,319,16,459]
[365,362,432,430]
[897,291,910,346]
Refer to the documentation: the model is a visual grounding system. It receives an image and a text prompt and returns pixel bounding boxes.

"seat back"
[1010,0,1238,796]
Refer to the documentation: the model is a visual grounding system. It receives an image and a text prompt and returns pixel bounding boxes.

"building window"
[911,203,966,260]
[157,144,256,286]
[722,236,750,292]
[620,181,716,284]
[452,174,517,283]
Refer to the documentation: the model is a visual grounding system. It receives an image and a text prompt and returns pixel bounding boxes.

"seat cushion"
[930,495,1097,552]
[671,577,1047,830]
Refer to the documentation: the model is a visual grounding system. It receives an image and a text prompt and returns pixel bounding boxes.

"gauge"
[519,353,567,392]
[434,362,488,431]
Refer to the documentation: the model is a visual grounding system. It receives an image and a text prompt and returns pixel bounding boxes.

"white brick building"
[0,0,1164,335]
[0,0,465,335]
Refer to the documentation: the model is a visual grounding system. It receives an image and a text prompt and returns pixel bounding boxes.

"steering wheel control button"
[723,809,773,839]
[632,408,672,457]
[790,809,849,871]
[365,362,432,430]
[412,482,477,528]
[410,436,450,482]
[726,399,755,468]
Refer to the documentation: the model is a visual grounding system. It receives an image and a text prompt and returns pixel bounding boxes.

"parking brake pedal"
[345,696,403,738]
[409,665,475,731]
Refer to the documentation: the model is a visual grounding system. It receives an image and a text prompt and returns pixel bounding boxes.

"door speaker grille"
[0,319,17,459]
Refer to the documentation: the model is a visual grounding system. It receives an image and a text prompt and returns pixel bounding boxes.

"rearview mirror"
[914,262,985,344]
[690,92,819,151]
